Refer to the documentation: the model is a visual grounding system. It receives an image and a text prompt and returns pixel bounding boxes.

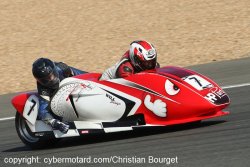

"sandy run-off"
[1,0,250,95]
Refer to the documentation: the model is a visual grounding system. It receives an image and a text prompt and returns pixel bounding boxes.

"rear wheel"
[15,112,59,149]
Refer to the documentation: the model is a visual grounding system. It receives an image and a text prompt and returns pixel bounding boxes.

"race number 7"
[183,75,212,90]
[23,95,39,125]
[28,99,36,116]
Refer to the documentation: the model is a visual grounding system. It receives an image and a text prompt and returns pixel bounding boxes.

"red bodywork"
[11,92,37,114]
[12,66,230,126]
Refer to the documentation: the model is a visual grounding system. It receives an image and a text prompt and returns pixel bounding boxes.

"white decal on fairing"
[209,87,226,98]
[23,95,39,125]
[204,93,217,103]
[144,95,167,117]
[104,127,133,133]
[183,75,213,90]
[165,79,180,95]
[51,78,141,122]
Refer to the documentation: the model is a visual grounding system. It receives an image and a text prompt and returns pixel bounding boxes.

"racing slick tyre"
[15,112,59,149]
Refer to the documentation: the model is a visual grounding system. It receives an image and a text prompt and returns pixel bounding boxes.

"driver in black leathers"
[32,58,86,133]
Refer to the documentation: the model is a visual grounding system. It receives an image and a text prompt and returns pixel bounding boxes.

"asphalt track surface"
[0,57,250,167]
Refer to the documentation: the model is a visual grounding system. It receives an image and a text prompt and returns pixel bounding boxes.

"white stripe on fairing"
[0,117,15,121]
[1,82,250,122]
[109,78,180,104]
[104,127,133,133]
[222,83,250,89]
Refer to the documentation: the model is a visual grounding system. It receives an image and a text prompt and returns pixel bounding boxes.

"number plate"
[183,75,213,90]
[23,95,39,125]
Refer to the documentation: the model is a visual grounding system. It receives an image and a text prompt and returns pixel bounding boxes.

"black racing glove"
[51,119,70,134]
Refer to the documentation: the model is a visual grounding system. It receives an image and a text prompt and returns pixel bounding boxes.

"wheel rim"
[18,116,39,143]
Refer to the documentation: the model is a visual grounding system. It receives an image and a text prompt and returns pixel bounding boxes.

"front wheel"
[15,112,58,149]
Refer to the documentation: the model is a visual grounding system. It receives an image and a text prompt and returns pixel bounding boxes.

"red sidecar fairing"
[74,66,230,126]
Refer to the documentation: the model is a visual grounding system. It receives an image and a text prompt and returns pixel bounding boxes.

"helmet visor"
[134,56,156,71]
[37,69,59,87]
[140,58,157,70]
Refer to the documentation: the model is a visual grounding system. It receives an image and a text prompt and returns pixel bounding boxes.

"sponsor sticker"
[204,87,227,103]
[209,87,226,98]
[106,93,121,105]
[81,130,89,134]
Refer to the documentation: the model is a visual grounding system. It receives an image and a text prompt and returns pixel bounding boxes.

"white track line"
[222,83,250,89]
[0,82,250,122]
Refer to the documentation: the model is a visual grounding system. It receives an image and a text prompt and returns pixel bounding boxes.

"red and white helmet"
[129,40,157,71]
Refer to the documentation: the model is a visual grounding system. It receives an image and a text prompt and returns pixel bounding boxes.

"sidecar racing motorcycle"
[11,66,230,148]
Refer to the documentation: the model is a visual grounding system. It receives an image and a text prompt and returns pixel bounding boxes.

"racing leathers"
[99,51,159,80]
[37,62,86,133]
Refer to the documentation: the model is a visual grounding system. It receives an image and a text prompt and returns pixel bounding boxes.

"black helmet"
[32,58,60,88]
